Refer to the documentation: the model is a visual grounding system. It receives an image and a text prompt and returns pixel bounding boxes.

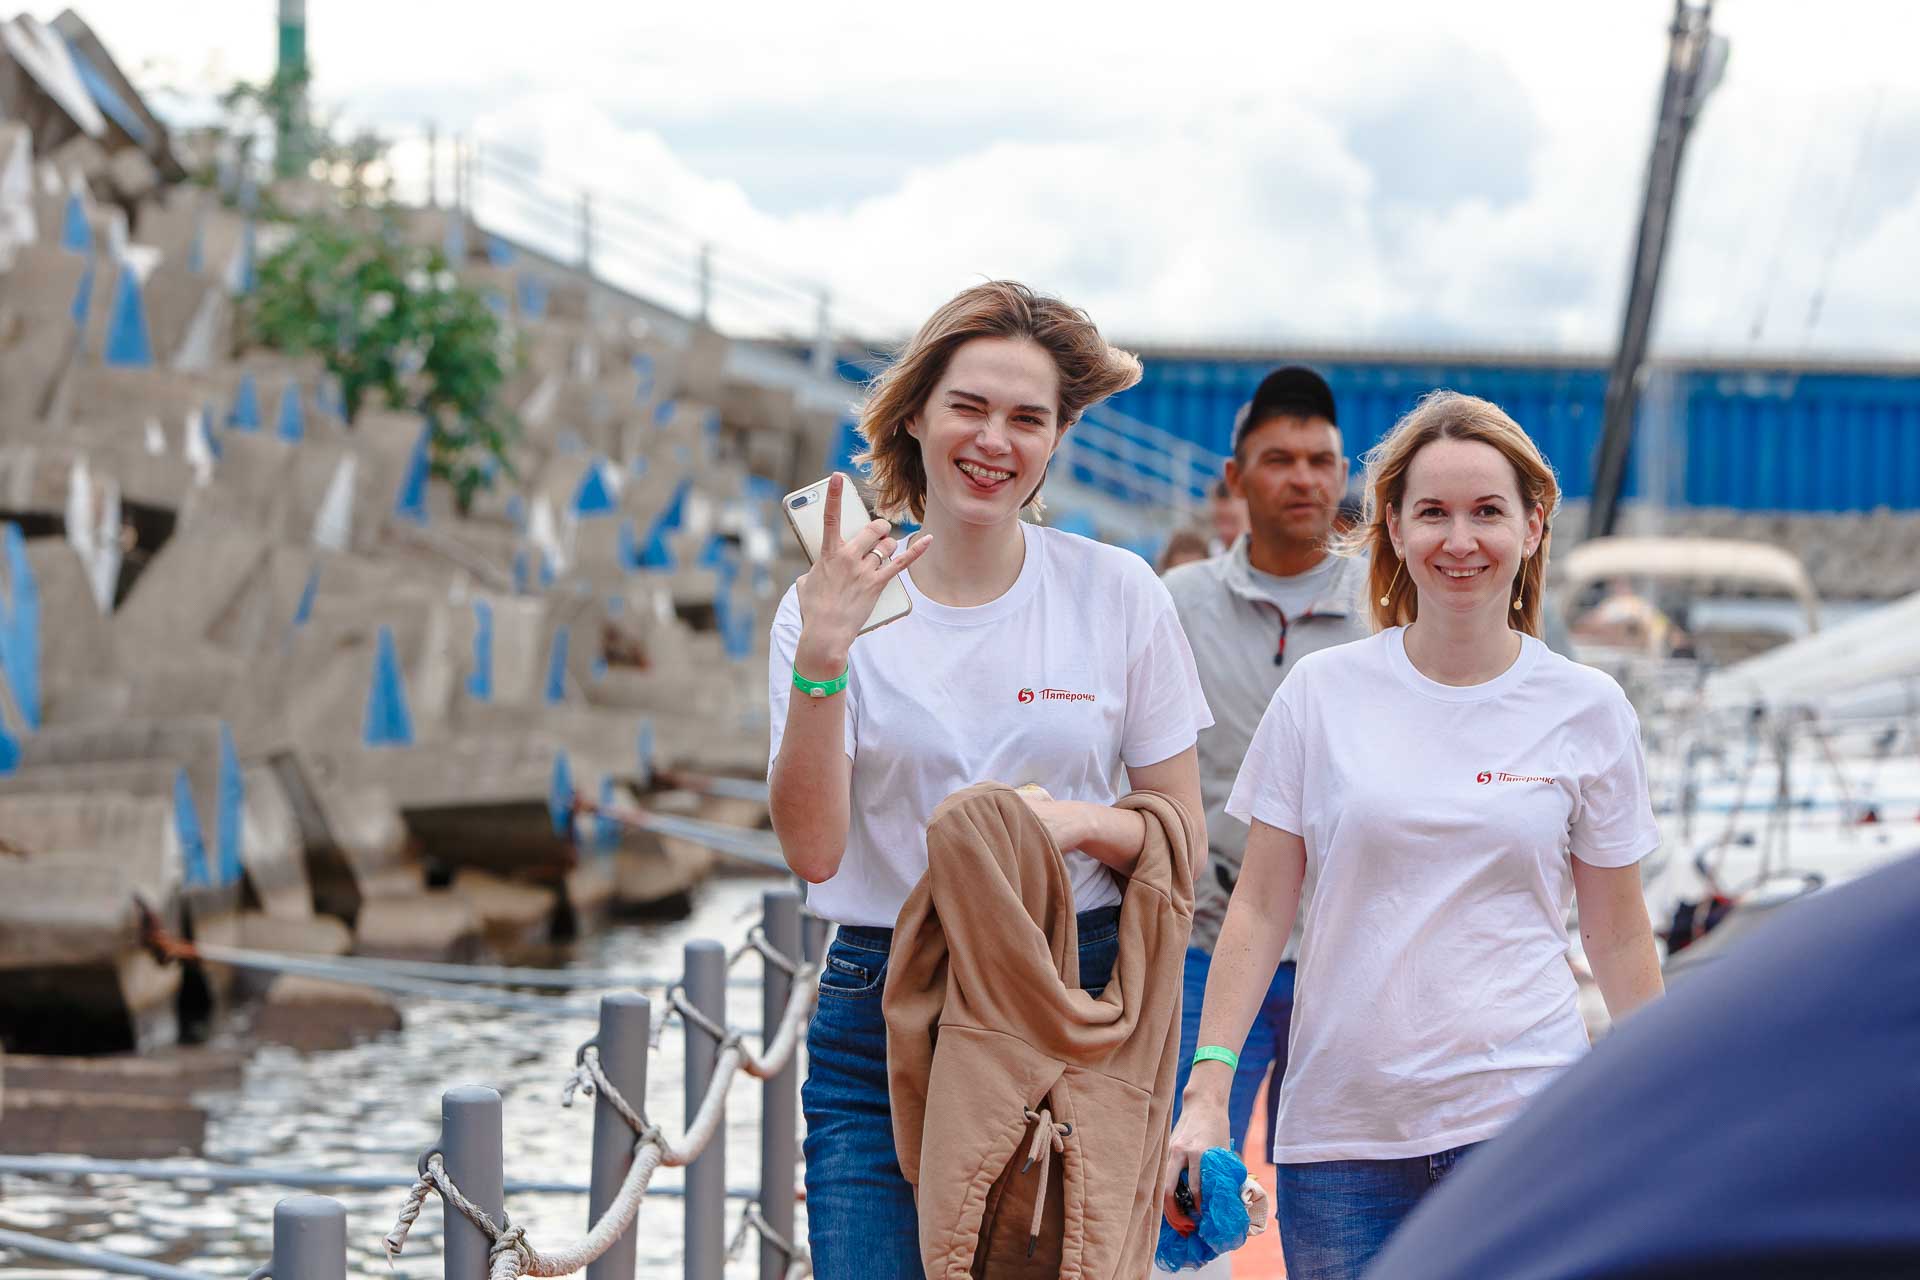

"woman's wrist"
[1181,1066,1232,1108]
[793,634,851,682]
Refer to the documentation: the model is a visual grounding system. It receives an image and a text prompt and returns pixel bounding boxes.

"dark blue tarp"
[1366,852,1920,1280]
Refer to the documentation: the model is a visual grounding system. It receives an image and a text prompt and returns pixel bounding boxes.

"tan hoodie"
[884,783,1198,1278]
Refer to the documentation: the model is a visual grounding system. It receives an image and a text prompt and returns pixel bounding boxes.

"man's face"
[1226,415,1347,548]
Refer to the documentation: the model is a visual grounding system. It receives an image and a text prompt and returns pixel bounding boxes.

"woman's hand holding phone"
[793,474,932,678]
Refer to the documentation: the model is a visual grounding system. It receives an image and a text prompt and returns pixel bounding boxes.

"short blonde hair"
[853,281,1142,521]
[1347,390,1561,638]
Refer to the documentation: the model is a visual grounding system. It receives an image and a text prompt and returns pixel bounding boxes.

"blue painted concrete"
[102,269,154,368]
[173,768,210,888]
[60,193,90,253]
[1,525,40,731]
[467,599,494,702]
[275,380,305,442]
[573,462,617,516]
[544,625,570,705]
[216,725,244,888]
[228,374,261,432]
[547,751,574,839]
[363,626,415,747]
[393,425,431,525]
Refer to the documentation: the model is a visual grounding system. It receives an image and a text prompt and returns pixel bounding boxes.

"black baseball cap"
[1232,365,1338,453]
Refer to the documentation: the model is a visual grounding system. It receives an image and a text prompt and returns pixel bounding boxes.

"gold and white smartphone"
[782,473,913,635]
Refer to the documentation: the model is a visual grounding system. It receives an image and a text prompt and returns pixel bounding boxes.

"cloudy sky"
[69,0,1920,356]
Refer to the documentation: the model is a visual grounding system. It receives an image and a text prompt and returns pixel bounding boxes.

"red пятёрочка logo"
[1478,771,1555,785]
[1018,687,1095,704]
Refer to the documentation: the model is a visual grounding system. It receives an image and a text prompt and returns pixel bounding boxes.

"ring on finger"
[867,547,889,568]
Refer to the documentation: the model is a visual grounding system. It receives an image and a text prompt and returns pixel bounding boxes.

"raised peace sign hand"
[792,474,932,679]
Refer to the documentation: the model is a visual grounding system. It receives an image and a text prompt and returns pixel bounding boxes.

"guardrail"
[3,892,825,1280]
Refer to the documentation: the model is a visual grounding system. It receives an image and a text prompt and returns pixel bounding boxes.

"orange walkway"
[1233,1074,1288,1277]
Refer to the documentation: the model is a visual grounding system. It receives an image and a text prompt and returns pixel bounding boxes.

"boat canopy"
[1703,588,1920,710]
[1558,536,1821,633]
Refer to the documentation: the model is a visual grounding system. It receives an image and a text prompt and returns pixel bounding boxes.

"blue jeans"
[1274,1144,1479,1280]
[801,905,1121,1280]
[1170,947,1296,1157]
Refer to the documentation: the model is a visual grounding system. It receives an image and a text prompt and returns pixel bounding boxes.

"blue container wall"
[1109,357,1920,512]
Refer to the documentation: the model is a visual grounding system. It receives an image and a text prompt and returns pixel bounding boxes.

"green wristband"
[1191,1045,1240,1071]
[791,666,850,700]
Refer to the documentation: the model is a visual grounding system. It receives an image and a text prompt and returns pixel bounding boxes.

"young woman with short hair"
[769,280,1212,1278]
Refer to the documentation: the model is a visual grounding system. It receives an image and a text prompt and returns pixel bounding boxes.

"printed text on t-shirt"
[1476,771,1555,785]
[1018,687,1097,704]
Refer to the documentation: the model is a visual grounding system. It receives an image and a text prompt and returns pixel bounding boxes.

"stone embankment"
[0,28,819,1115]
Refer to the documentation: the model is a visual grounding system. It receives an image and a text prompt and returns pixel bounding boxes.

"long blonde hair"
[852,281,1142,521]
[1348,390,1560,638]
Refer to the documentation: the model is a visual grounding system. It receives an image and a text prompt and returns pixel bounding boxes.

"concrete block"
[0,1046,246,1100]
[139,260,214,365]
[281,589,459,747]
[188,429,296,539]
[252,975,401,1052]
[674,323,729,404]
[56,364,210,435]
[450,868,559,959]
[0,122,31,256]
[113,524,269,666]
[0,1088,206,1157]
[105,147,158,204]
[269,750,419,923]
[0,241,88,323]
[239,764,309,918]
[558,858,615,938]
[12,717,243,897]
[23,536,111,718]
[353,891,481,963]
[0,323,77,433]
[0,790,181,968]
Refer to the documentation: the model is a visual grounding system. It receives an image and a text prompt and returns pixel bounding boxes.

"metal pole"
[270,1196,346,1280]
[580,192,595,278]
[469,140,483,221]
[584,992,650,1280]
[810,291,833,379]
[697,245,713,327]
[453,137,466,219]
[758,892,801,1280]
[801,913,830,967]
[1588,0,1718,540]
[0,1230,214,1280]
[427,123,439,209]
[683,939,726,1280]
[441,1086,505,1280]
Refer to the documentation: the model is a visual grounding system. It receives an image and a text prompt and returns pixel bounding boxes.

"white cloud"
[65,0,1920,354]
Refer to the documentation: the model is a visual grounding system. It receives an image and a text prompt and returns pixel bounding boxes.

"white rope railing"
[383,944,819,1280]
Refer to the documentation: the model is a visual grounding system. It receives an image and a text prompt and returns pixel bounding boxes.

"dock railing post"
[683,940,727,1280]
[441,1086,505,1280]
[585,992,650,1280]
[270,1195,346,1280]
[801,912,830,967]
[759,892,802,1280]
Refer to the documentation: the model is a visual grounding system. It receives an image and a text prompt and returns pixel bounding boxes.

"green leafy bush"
[246,217,520,513]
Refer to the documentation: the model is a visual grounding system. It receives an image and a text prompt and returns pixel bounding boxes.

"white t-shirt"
[769,521,1214,927]
[1226,626,1659,1163]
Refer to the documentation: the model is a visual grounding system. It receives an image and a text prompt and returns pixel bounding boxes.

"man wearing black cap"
[1162,366,1370,1165]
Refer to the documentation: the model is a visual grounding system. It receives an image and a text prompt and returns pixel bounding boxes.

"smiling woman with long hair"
[1162,390,1665,1280]
[767,281,1212,1278]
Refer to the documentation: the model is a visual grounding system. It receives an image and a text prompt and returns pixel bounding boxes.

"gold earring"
[1513,588,1524,611]
[1379,560,1403,608]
